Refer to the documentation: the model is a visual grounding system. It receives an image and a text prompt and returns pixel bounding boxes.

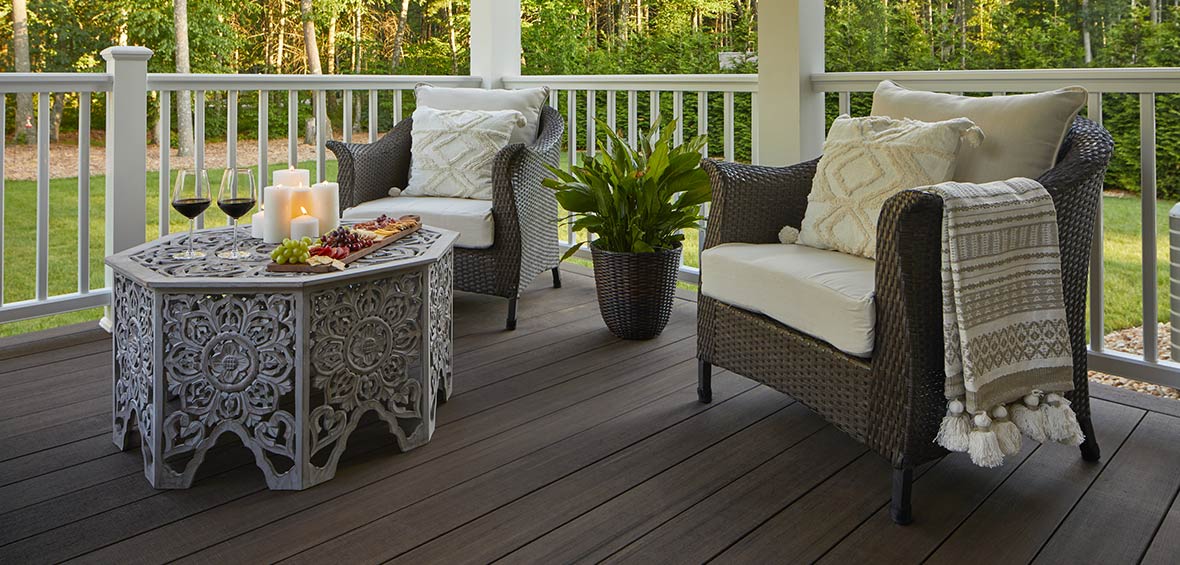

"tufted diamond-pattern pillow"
[797,114,983,259]
[404,107,525,200]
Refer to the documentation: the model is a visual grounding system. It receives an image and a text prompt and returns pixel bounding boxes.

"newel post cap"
[101,46,154,62]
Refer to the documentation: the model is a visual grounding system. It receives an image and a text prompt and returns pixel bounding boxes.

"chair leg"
[552,267,562,288]
[1079,414,1101,462]
[891,466,914,525]
[697,360,712,404]
[506,298,518,331]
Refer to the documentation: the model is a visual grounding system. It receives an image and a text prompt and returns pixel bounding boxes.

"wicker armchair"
[327,105,564,330]
[696,117,1113,525]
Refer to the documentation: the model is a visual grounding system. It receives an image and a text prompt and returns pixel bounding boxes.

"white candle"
[250,207,265,239]
[289,185,313,220]
[289,208,320,240]
[310,182,340,233]
[262,185,292,243]
[274,167,310,188]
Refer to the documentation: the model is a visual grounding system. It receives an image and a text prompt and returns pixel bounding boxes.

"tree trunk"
[352,4,361,74]
[392,0,411,69]
[12,0,34,145]
[301,0,334,142]
[619,0,629,41]
[1083,0,1093,63]
[174,0,195,157]
[278,1,288,71]
[301,0,323,74]
[447,0,458,74]
[50,93,65,143]
[327,15,338,74]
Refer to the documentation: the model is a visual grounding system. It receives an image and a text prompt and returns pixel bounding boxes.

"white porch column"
[757,0,825,165]
[101,46,152,330]
[469,0,522,89]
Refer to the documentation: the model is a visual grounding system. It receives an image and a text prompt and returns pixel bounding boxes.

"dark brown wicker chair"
[696,117,1113,525]
[327,105,565,330]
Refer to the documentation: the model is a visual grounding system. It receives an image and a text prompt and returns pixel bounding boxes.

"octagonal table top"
[106,224,458,289]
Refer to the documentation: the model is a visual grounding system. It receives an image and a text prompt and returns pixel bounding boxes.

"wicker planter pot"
[590,243,682,340]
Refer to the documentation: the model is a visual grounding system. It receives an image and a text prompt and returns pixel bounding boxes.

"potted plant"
[544,119,710,339]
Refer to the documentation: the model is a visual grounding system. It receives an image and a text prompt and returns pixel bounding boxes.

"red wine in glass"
[217,168,258,259]
[173,197,212,219]
[171,170,212,259]
[217,197,256,219]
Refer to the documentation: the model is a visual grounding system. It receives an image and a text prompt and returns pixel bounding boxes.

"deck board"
[0,268,1177,565]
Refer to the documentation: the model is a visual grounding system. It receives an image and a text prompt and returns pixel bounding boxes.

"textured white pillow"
[414,84,548,146]
[798,115,983,259]
[404,107,525,200]
[871,80,1086,183]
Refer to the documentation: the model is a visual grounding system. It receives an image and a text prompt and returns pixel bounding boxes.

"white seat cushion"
[342,196,494,249]
[700,243,876,357]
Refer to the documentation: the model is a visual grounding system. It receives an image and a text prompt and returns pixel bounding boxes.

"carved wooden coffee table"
[105,225,456,490]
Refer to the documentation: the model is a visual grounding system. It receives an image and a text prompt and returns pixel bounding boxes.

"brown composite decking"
[2,266,1180,565]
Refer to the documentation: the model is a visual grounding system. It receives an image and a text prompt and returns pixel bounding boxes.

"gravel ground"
[1,133,373,181]
[1090,322,1180,399]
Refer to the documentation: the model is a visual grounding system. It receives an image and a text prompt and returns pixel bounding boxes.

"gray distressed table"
[105,225,457,490]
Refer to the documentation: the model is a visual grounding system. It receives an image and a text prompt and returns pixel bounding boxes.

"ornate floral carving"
[428,250,454,402]
[112,275,154,456]
[159,292,298,473]
[308,272,424,418]
[110,273,154,460]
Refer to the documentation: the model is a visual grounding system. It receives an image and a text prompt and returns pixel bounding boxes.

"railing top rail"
[813,67,1180,93]
[0,72,113,93]
[503,74,758,92]
[145,73,483,91]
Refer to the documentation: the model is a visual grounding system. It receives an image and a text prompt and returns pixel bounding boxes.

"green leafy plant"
[544,118,711,259]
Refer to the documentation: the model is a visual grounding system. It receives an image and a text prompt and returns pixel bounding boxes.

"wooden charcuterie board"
[265,216,421,273]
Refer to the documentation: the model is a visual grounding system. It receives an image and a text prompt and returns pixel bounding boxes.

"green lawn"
[0,160,337,337]
[0,160,1169,338]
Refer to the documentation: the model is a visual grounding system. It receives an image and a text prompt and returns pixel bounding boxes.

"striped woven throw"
[924,178,1084,468]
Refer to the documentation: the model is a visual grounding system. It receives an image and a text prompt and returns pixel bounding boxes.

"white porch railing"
[0,72,113,323]
[815,68,1180,390]
[3,58,1180,391]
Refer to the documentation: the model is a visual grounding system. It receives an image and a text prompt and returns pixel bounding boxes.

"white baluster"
[78,92,91,294]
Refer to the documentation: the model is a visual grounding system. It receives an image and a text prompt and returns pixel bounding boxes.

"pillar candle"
[262,186,292,243]
[250,207,265,239]
[310,181,340,233]
[288,186,313,227]
[274,167,310,188]
[289,208,320,240]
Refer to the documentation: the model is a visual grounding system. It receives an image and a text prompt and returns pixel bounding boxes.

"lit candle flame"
[300,207,309,215]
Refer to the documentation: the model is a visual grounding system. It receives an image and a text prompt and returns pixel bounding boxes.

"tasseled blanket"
[923,178,1084,468]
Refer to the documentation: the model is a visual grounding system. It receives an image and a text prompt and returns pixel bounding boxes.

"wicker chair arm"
[700,158,819,250]
[325,118,413,210]
[489,105,564,291]
[863,189,948,465]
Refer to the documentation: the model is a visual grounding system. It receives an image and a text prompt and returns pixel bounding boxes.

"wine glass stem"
[231,219,240,255]
[188,220,195,257]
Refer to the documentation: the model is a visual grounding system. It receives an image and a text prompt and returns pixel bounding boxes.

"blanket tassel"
[1044,393,1085,446]
[991,405,1022,456]
[935,399,971,452]
[1010,393,1049,443]
[968,413,1005,468]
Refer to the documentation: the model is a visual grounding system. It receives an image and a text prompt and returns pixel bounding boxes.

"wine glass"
[171,169,212,260]
[216,168,257,259]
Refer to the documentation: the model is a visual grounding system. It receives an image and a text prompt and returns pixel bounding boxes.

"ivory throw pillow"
[414,84,549,146]
[871,80,1086,183]
[404,107,525,200]
[798,115,983,259]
